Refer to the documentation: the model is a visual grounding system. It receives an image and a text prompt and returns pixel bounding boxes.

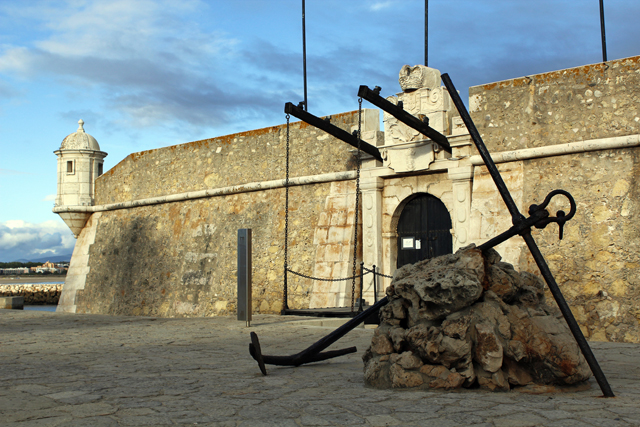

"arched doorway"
[397,194,452,268]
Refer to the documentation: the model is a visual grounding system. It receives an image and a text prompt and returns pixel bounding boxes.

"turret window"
[98,162,103,176]
[66,160,74,174]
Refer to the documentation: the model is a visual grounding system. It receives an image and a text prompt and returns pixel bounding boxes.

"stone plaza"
[1,309,639,426]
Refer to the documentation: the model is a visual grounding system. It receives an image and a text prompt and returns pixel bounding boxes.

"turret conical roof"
[60,120,100,151]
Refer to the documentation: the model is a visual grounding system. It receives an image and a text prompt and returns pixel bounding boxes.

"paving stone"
[299,414,333,426]
[491,413,549,427]
[237,419,299,427]
[64,416,120,427]
[43,390,87,401]
[0,391,57,412]
[365,414,402,426]
[13,384,54,396]
[321,412,366,425]
[1,416,74,427]
[578,417,632,427]
[1,311,639,426]
[532,408,577,420]
[116,414,173,425]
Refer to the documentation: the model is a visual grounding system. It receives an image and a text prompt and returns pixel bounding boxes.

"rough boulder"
[363,245,591,391]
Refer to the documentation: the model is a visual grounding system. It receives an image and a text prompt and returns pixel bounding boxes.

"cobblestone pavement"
[1,310,639,426]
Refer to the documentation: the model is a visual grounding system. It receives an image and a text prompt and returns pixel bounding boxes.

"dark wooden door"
[397,194,452,268]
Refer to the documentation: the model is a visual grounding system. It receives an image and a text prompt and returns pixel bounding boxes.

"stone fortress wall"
[468,56,640,342]
[64,111,380,317]
[58,55,640,342]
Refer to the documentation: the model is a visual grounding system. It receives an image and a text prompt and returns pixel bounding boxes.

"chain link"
[362,266,394,279]
[287,268,371,282]
[351,98,363,312]
[283,114,291,311]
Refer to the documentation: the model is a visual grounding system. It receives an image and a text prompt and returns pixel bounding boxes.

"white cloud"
[0,220,75,262]
[42,194,56,201]
[370,1,396,12]
[0,0,243,129]
[0,168,29,175]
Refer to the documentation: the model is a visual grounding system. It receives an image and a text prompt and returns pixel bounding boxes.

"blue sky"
[0,0,638,262]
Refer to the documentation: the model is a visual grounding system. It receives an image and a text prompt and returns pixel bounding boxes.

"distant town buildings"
[0,261,68,275]
[0,268,30,275]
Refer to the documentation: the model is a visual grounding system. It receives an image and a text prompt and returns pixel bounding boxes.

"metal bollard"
[237,229,252,327]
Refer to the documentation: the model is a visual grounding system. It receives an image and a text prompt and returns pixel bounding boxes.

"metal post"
[358,262,364,313]
[372,265,378,303]
[599,0,607,62]
[302,0,308,111]
[237,229,252,327]
[425,0,428,66]
[441,74,522,225]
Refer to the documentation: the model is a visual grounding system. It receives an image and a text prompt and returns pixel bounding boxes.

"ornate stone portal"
[363,246,591,390]
[357,65,474,305]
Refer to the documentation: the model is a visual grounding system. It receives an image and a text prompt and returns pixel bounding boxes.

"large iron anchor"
[249,190,574,375]
[249,74,614,398]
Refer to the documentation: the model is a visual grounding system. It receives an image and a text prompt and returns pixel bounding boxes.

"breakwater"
[0,284,62,305]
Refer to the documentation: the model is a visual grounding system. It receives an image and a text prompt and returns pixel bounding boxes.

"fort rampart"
[62,110,379,317]
[57,56,640,343]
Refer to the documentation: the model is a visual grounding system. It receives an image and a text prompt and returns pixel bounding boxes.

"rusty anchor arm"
[357,85,452,153]
[249,296,389,375]
[284,102,383,162]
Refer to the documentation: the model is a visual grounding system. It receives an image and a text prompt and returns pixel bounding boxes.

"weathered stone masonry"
[57,57,640,343]
[65,111,377,317]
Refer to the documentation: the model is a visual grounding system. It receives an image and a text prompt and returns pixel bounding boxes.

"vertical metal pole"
[237,229,252,327]
[442,74,523,225]
[302,0,308,111]
[358,262,364,313]
[373,265,378,303]
[599,0,607,62]
[282,116,290,313]
[425,0,428,66]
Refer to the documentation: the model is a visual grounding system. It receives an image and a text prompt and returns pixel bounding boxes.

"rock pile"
[0,284,62,305]
[363,246,591,391]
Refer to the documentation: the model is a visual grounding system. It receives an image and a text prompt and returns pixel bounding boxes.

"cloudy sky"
[0,0,638,262]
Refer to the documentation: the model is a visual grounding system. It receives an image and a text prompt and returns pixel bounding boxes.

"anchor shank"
[521,231,614,397]
[441,74,523,225]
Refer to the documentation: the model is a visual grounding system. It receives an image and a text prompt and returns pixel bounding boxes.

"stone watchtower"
[53,120,107,237]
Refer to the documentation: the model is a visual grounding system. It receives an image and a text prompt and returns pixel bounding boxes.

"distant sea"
[24,305,57,312]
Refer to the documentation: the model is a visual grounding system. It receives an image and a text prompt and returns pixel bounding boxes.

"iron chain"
[287,268,371,282]
[351,98,363,312]
[283,114,291,311]
[362,266,394,279]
